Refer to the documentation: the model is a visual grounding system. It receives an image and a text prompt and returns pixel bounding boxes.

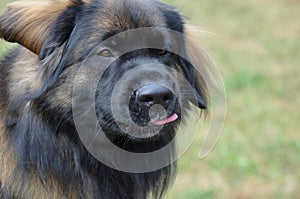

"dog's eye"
[158,47,171,56]
[99,49,113,57]
[158,50,167,56]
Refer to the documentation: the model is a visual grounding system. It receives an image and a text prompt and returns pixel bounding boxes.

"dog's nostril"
[162,93,173,101]
[134,83,174,105]
[138,95,154,103]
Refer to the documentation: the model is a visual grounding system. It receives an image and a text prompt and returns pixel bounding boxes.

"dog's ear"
[181,25,211,110]
[0,0,83,101]
[0,0,79,55]
[155,3,208,110]
[179,56,208,110]
[155,2,184,33]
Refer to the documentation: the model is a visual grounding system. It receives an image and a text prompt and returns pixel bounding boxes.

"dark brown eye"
[99,49,113,57]
[158,49,167,56]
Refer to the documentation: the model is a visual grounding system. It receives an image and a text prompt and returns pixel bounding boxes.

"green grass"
[1,0,300,198]
[175,189,216,199]
[0,41,16,59]
[162,0,300,198]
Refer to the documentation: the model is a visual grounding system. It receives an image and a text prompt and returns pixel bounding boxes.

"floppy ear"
[181,24,211,110]
[179,57,207,110]
[0,0,78,55]
[0,0,82,102]
[155,3,208,110]
[155,2,184,33]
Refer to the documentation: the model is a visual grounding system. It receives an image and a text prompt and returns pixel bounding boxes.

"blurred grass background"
[1,0,300,198]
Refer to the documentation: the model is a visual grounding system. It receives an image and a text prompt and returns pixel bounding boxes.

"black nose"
[129,83,177,126]
[134,83,174,106]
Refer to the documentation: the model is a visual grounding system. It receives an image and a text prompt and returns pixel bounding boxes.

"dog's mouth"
[99,110,180,142]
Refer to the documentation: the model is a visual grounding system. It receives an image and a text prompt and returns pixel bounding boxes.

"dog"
[0,0,211,198]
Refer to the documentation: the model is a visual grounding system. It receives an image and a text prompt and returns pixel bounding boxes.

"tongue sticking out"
[152,114,178,125]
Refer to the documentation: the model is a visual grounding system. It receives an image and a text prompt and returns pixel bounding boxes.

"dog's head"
[0,0,208,140]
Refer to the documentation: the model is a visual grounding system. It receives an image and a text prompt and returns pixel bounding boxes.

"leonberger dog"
[0,0,211,198]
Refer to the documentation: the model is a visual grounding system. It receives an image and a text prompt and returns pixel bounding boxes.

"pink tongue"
[152,114,178,125]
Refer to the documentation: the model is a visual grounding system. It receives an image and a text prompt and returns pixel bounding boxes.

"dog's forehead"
[89,0,166,32]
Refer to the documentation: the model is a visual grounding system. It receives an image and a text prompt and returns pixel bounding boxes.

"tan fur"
[0,134,16,198]
[90,0,165,35]
[0,119,74,199]
[8,48,42,101]
[0,0,76,54]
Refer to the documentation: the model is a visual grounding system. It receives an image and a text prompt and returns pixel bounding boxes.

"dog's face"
[0,0,207,140]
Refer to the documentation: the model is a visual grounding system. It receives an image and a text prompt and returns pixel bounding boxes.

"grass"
[1,0,300,198]
[162,0,300,198]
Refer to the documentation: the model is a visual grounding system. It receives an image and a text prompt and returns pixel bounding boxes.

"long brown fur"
[0,0,76,54]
